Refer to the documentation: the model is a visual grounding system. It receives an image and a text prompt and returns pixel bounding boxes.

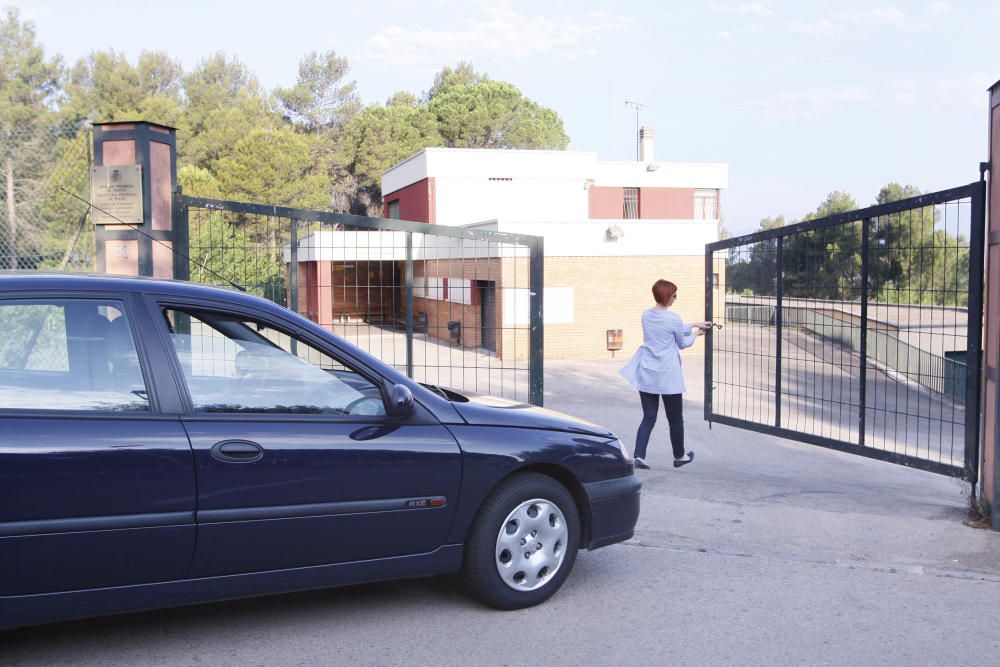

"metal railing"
[705,181,985,481]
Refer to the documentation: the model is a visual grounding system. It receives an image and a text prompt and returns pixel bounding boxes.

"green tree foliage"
[332,63,568,213]
[424,61,486,100]
[214,127,330,208]
[337,99,442,214]
[182,162,278,296]
[2,33,575,286]
[34,127,93,271]
[276,50,360,131]
[181,53,279,169]
[760,215,786,231]
[0,8,61,126]
[0,7,64,269]
[208,127,330,300]
[870,183,968,306]
[177,164,223,199]
[780,191,859,300]
[187,210,288,303]
[429,80,569,149]
[63,51,184,127]
[727,186,969,306]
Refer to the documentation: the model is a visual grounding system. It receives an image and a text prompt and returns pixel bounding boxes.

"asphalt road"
[4,356,1000,666]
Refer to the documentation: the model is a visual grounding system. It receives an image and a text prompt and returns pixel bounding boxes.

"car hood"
[445,390,615,438]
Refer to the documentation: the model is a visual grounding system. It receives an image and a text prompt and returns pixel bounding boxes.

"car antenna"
[60,188,246,292]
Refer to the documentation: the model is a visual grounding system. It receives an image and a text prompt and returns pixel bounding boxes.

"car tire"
[461,472,580,610]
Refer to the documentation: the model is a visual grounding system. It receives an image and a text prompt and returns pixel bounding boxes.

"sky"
[13,0,1000,234]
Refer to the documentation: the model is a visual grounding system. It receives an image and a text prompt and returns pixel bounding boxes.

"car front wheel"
[462,472,580,610]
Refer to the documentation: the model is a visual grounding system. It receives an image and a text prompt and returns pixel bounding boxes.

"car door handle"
[211,440,264,463]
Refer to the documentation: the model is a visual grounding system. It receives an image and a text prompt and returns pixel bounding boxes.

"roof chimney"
[639,126,654,162]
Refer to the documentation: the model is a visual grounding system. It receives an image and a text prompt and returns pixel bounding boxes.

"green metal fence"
[178,194,546,405]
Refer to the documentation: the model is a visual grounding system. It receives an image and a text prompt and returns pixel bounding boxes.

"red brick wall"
[383,177,436,223]
[400,259,504,354]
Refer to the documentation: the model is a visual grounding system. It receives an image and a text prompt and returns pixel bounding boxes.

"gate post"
[92,121,178,278]
[171,188,189,281]
[529,236,545,407]
[775,238,783,428]
[289,218,299,313]
[405,232,414,379]
[859,218,870,447]
[704,245,714,422]
[985,79,1000,528]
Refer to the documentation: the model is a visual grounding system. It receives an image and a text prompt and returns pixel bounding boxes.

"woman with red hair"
[620,279,711,470]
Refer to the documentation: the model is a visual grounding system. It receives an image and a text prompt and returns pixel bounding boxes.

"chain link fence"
[0,120,93,272]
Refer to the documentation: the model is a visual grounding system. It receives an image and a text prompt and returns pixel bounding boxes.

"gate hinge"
[982,161,992,178]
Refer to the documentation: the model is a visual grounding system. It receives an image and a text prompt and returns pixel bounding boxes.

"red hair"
[652,279,677,306]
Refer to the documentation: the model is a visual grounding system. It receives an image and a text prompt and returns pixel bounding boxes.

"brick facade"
[539,255,722,360]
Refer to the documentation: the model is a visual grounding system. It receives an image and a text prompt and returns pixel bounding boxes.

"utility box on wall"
[607,329,623,354]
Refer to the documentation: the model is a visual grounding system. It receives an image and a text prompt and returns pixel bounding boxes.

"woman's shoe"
[634,458,650,470]
[673,451,695,468]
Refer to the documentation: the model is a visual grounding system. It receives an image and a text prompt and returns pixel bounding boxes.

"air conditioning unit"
[606,225,625,242]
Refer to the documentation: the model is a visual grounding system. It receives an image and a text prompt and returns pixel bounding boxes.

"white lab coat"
[619,308,696,395]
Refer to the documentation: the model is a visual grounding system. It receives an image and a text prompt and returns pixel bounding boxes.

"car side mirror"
[388,383,414,419]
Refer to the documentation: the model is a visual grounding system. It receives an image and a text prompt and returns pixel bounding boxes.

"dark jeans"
[634,391,684,460]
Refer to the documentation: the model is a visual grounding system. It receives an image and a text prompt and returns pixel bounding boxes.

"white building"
[375,129,730,359]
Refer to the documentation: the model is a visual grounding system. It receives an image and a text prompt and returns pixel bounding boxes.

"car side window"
[0,299,149,412]
[163,308,386,417]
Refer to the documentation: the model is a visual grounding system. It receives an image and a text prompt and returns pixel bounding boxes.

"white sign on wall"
[427,277,444,300]
[503,287,575,326]
[448,278,472,305]
[90,165,143,225]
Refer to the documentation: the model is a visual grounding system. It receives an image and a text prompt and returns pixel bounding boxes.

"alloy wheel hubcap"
[494,498,567,591]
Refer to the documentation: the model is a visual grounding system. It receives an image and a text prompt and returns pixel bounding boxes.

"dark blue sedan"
[0,273,640,629]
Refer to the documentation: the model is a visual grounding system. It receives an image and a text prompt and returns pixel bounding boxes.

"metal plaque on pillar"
[91,165,144,225]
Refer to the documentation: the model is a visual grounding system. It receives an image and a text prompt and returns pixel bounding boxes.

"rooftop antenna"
[624,98,649,161]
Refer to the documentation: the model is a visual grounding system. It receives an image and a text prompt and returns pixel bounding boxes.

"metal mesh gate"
[705,182,985,480]
[178,195,544,405]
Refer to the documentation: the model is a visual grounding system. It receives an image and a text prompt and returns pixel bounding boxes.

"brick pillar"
[985,80,1000,527]
[92,121,178,278]
[316,260,334,327]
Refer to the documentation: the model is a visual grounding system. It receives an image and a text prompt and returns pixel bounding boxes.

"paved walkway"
[547,354,1000,578]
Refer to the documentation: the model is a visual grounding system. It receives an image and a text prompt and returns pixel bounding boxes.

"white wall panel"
[503,287,575,326]
[447,278,472,305]
[434,178,588,226]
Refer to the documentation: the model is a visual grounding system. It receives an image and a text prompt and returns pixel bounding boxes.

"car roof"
[0,272,268,308]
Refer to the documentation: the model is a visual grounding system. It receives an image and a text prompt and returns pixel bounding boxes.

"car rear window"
[0,300,150,412]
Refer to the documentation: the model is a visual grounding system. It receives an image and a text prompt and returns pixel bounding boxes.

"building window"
[388,200,400,220]
[623,188,639,219]
[695,189,719,220]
